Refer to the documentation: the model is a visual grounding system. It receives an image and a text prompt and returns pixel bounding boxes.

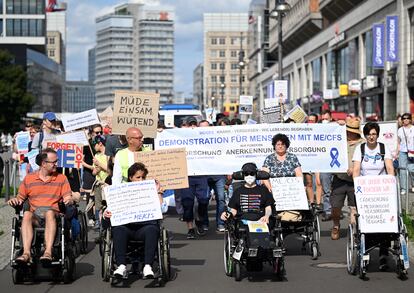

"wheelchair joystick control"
[58,201,66,214]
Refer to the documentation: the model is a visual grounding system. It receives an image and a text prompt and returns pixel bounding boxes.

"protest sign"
[112,91,160,138]
[354,175,398,233]
[361,121,398,157]
[15,131,31,154]
[205,108,217,124]
[284,105,307,123]
[61,109,100,132]
[274,80,289,104]
[155,123,347,175]
[56,130,89,145]
[99,106,113,127]
[46,142,83,168]
[135,148,189,189]
[270,177,309,211]
[247,221,269,233]
[246,119,257,125]
[264,98,278,108]
[260,106,282,124]
[104,180,163,226]
[239,95,253,115]
[26,149,39,171]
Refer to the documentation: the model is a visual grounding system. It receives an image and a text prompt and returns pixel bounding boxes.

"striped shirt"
[17,171,72,212]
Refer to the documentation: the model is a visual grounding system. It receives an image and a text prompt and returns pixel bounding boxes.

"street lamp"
[238,32,245,100]
[220,82,225,113]
[270,0,291,80]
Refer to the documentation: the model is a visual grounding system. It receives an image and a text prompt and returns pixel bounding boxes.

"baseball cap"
[43,112,56,121]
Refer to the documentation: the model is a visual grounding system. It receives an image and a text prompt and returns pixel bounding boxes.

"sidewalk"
[0,202,15,270]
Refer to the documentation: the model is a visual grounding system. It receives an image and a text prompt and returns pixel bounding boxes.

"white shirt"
[352,143,392,176]
[398,126,414,152]
[112,148,136,185]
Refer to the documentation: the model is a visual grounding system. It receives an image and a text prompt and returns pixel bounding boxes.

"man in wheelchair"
[103,163,164,279]
[8,148,73,264]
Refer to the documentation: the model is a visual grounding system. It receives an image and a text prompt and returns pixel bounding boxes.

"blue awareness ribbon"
[330,147,341,168]
[356,186,362,193]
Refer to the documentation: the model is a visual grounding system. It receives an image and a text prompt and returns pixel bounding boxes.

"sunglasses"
[94,131,103,135]
[243,171,256,176]
[402,117,411,120]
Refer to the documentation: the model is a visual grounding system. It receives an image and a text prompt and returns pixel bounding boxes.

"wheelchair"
[10,202,82,284]
[101,219,171,286]
[346,186,410,279]
[223,170,285,281]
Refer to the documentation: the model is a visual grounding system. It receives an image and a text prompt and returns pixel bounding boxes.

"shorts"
[330,176,355,208]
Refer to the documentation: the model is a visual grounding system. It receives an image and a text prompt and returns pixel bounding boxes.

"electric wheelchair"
[10,201,86,284]
[100,218,171,286]
[223,170,285,281]
[347,184,410,280]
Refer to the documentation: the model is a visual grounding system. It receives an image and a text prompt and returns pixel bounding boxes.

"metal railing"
[3,159,18,202]
[397,167,414,216]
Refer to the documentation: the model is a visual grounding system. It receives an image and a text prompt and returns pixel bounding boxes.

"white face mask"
[321,119,329,124]
[244,175,256,185]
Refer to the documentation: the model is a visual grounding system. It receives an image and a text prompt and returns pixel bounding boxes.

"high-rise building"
[95,2,174,111]
[64,81,96,113]
[203,13,249,115]
[46,7,66,71]
[0,0,63,113]
[46,31,62,64]
[88,47,96,83]
[193,63,204,106]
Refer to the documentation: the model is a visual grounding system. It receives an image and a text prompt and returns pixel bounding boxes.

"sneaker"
[143,264,155,279]
[216,225,225,232]
[187,228,196,239]
[331,226,340,240]
[195,223,206,236]
[88,219,95,227]
[401,190,407,195]
[379,256,388,271]
[114,264,128,278]
[321,214,332,222]
[202,225,209,232]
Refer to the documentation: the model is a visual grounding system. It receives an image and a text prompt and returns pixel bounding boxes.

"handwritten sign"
[104,180,163,226]
[284,105,307,123]
[26,149,39,171]
[354,175,398,233]
[270,177,309,211]
[134,147,189,189]
[61,109,100,132]
[112,91,160,138]
[56,130,89,145]
[15,131,31,154]
[46,142,83,168]
[260,106,282,124]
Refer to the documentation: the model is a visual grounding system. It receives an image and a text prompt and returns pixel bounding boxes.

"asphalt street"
[0,205,413,293]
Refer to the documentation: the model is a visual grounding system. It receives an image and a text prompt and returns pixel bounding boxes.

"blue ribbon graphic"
[356,186,362,193]
[330,147,341,168]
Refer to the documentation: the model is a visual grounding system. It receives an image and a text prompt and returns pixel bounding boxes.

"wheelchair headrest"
[232,170,270,180]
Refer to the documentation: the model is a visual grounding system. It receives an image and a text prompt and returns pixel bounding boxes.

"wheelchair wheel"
[102,230,112,282]
[12,268,24,284]
[358,234,366,279]
[311,243,318,260]
[273,257,285,278]
[313,215,321,246]
[346,224,357,275]
[234,261,241,282]
[396,233,409,279]
[62,254,75,284]
[160,228,171,282]
[79,211,88,254]
[223,230,233,277]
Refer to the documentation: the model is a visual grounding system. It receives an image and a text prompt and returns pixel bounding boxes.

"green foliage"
[402,212,414,240]
[0,49,34,132]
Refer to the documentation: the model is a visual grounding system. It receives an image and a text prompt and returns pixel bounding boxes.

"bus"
[159,104,203,128]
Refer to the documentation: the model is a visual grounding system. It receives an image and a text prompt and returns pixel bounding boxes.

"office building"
[88,46,96,83]
[193,63,203,106]
[64,81,96,112]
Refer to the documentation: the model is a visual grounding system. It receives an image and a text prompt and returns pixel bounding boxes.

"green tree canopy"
[0,49,34,133]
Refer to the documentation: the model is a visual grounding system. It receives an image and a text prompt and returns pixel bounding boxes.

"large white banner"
[354,175,399,233]
[155,123,348,175]
[104,180,163,226]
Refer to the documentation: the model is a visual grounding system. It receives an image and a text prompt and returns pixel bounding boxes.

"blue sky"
[66,0,251,97]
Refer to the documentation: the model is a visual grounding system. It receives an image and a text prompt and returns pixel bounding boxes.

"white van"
[158,104,203,128]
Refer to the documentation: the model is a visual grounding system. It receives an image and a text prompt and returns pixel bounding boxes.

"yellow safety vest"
[117,146,151,182]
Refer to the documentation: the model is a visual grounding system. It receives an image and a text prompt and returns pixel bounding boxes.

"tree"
[0,49,34,133]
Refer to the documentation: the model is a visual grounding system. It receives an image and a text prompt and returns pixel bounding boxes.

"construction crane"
[46,0,66,12]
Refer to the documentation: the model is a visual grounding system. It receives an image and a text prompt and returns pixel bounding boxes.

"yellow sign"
[339,84,349,96]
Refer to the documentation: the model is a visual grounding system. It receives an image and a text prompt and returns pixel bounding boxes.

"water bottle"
[400,234,410,269]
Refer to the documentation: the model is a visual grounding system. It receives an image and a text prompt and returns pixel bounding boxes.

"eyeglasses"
[45,160,58,164]
[402,117,411,120]
[129,136,143,140]
[94,131,103,135]
[243,171,256,176]
[367,133,378,137]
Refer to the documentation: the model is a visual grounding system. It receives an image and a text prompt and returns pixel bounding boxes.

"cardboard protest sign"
[134,148,189,189]
[284,105,307,123]
[99,106,113,128]
[104,180,163,226]
[112,91,160,138]
[260,106,282,124]
[56,130,89,145]
[46,142,83,168]
[15,131,31,154]
[270,177,309,211]
[61,109,100,132]
[239,95,253,115]
[354,175,399,233]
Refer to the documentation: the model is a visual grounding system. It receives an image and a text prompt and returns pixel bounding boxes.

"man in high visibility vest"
[112,127,150,185]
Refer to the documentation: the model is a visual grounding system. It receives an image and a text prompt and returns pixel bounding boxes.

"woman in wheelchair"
[103,162,163,279]
[220,163,274,224]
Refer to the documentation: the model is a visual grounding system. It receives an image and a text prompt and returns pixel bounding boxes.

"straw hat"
[345,117,361,135]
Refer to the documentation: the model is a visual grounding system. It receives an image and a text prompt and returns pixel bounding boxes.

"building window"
[49,37,55,45]
[231,50,237,58]
[219,50,225,57]
[211,63,217,70]
[219,63,225,70]
[231,63,238,70]
[231,74,238,82]
[231,37,238,45]
[312,58,321,92]
[220,75,225,83]
[219,37,225,45]
[210,50,217,58]
[49,50,55,57]
[0,20,3,36]
[211,38,217,45]
[211,75,217,83]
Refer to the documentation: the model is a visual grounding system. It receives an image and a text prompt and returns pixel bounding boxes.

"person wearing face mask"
[221,163,274,223]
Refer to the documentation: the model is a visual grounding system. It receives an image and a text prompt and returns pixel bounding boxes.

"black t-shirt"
[105,135,127,158]
[228,185,274,221]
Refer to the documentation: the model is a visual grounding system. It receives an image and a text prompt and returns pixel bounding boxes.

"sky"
[66,0,251,97]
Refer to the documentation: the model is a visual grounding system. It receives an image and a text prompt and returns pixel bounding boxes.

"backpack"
[360,142,387,174]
